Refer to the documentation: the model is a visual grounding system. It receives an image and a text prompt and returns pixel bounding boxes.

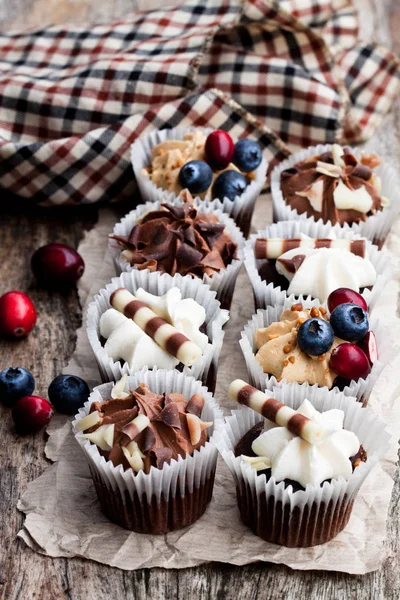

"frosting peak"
[248,399,360,487]
[276,246,376,301]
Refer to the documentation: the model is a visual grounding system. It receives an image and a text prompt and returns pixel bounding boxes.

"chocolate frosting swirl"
[281,147,383,225]
[86,383,208,473]
[113,200,237,278]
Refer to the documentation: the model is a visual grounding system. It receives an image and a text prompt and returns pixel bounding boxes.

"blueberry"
[212,170,248,202]
[297,318,335,356]
[178,160,213,194]
[233,139,262,172]
[48,374,90,415]
[330,303,369,342]
[0,367,35,407]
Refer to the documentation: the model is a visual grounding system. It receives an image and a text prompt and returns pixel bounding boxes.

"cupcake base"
[90,465,216,534]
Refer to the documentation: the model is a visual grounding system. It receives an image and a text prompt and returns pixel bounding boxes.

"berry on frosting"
[31,243,85,289]
[212,170,248,202]
[12,395,53,434]
[358,331,378,366]
[48,374,90,415]
[330,344,371,381]
[0,291,37,338]
[297,317,335,356]
[233,139,262,172]
[178,160,213,194]
[0,367,35,407]
[327,287,368,313]
[330,303,369,342]
[205,130,234,170]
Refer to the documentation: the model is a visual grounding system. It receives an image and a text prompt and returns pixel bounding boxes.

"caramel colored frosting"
[143,131,240,196]
[82,382,212,474]
[281,145,386,226]
[255,305,346,388]
[113,198,238,278]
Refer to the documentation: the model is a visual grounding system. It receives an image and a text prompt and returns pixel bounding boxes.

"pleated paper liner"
[87,269,229,393]
[244,219,394,310]
[239,298,393,405]
[270,144,400,248]
[72,368,224,534]
[110,198,245,310]
[130,126,267,237]
[217,381,390,547]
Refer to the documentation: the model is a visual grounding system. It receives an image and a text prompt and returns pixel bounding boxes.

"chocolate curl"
[121,413,150,442]
[228,380,329,446]
[186,393,205,417]
[254,237,366,260]
[186,413,213,445]
[110,288,203,367]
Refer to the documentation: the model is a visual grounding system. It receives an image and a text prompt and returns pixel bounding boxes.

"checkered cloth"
[0,0,398,205]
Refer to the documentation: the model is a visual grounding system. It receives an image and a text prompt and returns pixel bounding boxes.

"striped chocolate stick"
[110,288,202,367]
[254,237,366,260]
[228,380,328,445]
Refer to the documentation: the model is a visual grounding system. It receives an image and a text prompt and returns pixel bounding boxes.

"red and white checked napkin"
[0,0,398,205]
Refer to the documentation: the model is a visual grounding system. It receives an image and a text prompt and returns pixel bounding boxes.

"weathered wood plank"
[0,1,399,599]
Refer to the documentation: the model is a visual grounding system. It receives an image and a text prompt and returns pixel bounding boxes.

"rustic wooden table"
[1,1,399,598]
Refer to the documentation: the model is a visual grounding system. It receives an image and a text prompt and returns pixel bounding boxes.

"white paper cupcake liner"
[87,269,229,393]
[130,126,267,236]
[217,381,390,547]
[271,144,400,246]
[72,368,224,534]
[239,297,393,404]
[110,198,245,310]
[244,219,394,311]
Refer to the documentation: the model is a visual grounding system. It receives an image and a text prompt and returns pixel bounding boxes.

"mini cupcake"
[240,296,392,404]
[218,379,389,547]
[271,144,399,247]
[130,126,267,236]
[87,269,229,393]
[244,220,393,310]
[73,369,223,534]
[110,194,244,310]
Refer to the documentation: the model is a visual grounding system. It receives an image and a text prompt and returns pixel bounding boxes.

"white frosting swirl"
[99,288,208,369]
[247,399,360,487]
[276,246,376,301]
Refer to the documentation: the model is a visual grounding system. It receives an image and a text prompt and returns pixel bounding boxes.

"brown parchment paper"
[16,172,400,573]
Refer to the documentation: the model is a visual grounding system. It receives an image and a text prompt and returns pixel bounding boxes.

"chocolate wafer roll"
[254,237,366,260]
[228,379,329,445]
[110,288,203,367]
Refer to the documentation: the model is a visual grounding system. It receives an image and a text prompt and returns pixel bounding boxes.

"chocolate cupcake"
[240,298,392,404]
[218,380,389,547]
[244,220,393,310]
[271,144,399,248]
[111,196,244,310]
[87,269,229,393]
[73,369,223,534]
[130,127,267,236]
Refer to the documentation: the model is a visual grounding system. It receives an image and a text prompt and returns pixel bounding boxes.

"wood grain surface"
[0,1,399,599]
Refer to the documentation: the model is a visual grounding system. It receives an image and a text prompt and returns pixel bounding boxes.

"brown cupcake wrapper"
[217,382,390,547]
[73,369,224,534]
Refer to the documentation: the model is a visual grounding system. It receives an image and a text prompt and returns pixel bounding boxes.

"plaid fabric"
[0,0,398,205]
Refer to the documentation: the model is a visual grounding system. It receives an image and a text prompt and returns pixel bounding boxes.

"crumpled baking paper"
[16,174,400,573]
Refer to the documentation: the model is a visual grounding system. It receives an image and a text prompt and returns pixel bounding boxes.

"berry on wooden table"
[0,291,37,338]
[12,395,53,434]
[0,367,35,407]
[31,243,85,289]
[48,374,90,415]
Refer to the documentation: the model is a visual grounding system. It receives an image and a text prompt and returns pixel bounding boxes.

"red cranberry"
[327,288,367,313]
[330,343,371,381]
[12,395,53,434]
[0,291,37,338]
[31,243,84,289]
[205,130,234,170]
[358,331,378,366]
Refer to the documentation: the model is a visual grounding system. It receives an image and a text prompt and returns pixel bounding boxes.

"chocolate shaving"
[277,254,306,274]
[176,243,204,271]
[140,426,157,454]
[352,164,373,181]
[186,394,205,417]
[149,447,173,469]
[153,403,181,429]
[162,203,186,220]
